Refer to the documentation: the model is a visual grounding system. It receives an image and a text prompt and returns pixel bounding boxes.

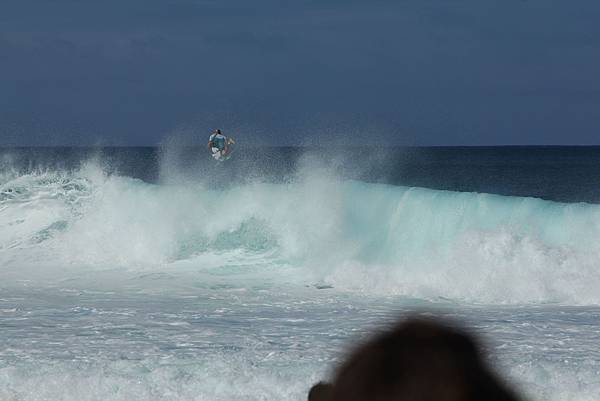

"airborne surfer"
[208,129,235,161]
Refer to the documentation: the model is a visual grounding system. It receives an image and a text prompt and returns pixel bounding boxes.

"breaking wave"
[2,162,600,304]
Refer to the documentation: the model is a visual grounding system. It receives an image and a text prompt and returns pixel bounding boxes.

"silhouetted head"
[308,381,334,401]
[214,129,222,135]
[328,318,521,401]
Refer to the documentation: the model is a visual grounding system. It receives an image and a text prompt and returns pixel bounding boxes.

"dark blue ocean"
[1,146,599,401]
[5,146,600,202]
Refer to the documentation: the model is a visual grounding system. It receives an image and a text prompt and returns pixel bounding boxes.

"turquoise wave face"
[343,181,600,262]
[2,163,600,304]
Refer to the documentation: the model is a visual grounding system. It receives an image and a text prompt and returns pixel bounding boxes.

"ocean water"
[1,146,600,401]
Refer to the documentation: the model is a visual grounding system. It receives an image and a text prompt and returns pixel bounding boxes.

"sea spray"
[2,162,600,303]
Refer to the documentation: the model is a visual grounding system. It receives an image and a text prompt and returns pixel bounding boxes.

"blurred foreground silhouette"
[310,317,522,401]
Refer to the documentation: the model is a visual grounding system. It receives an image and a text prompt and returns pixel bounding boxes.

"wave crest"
[2,164,600,304]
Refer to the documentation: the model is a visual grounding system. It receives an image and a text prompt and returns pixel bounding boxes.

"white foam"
[3,164,600,304]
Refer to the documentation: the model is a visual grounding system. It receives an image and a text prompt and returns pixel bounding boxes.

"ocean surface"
[1,146,600,401]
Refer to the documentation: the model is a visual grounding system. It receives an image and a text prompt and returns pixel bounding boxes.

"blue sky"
[2,0,600,145]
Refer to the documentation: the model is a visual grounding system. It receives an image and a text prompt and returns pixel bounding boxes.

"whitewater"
[1,147,600,400]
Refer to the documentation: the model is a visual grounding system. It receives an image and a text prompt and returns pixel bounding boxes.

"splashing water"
[1,152,600,401]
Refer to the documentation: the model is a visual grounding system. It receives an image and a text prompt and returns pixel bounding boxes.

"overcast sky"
[1,0,600,145]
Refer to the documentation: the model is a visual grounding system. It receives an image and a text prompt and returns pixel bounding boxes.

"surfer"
[208,129,235,161]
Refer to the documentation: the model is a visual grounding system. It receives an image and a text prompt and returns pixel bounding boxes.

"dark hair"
[308,382,333,401]
[328,318,522,401]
